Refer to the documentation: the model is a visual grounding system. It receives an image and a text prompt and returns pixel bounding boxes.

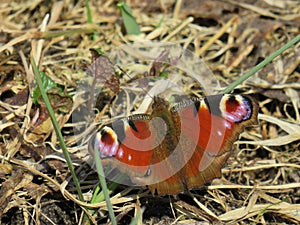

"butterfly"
[88,94,258,195]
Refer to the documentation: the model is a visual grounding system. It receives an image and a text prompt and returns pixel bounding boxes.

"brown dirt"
[0,0,300,224]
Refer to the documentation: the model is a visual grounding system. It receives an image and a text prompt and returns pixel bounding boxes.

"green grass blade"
[37,28,96,38]
[93,143,117,225]
[91,181,119,203]
[85,0,96,40]
[117,2,141,35]
[85,0,92,24]
[31,58,84,202]
[255,199,284,221]
[222,34,300,94]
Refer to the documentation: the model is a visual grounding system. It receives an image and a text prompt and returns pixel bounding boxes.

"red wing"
[146,95,258,194]
[90,115,155,177]
[182,96,258,191]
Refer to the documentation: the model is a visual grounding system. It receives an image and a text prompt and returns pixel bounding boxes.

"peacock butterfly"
[88,94,258,195]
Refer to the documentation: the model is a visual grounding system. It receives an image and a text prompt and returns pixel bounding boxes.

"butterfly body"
[89,94,258,194]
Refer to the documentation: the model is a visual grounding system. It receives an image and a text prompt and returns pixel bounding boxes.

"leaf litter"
[0,0,299,224]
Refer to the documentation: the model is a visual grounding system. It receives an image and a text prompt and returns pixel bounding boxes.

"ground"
[0,0,300,224]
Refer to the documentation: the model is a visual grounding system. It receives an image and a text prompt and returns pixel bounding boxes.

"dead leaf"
[3,87,29,106]
[87,49,120,93]
[260,89,290,102]
[179,0,235,22]
[24,183,49,199]
[0,170,33,217]
[26,92,72,143]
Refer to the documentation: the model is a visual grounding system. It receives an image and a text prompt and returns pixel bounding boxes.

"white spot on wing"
[111,142,118,155]
[217,130,223,136]
[224,120,232,129]
[117,149,124,159]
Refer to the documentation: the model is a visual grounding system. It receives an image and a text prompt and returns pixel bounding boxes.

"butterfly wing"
[90,94,258,195]
[89,114,155,178]
[145,94,258,194]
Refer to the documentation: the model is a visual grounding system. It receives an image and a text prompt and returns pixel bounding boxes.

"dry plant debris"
[0,0,300,224]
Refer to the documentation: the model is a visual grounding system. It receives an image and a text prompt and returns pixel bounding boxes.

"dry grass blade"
[238,114,300,146]
[0,0,299,224]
